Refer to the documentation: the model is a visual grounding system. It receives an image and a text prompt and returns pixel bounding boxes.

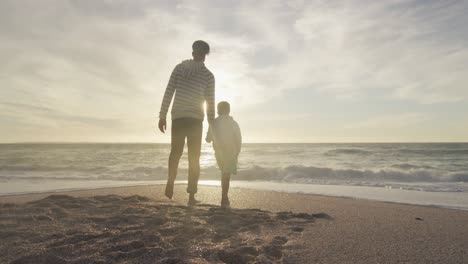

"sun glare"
[212,69,230,102]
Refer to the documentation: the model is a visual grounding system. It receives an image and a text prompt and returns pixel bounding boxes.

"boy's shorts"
[215,152,238,175]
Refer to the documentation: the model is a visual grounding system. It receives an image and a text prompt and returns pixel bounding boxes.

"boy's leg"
[166,119,186,199]
[221,173,231,206]
[186,119,203,201]
[221,173,230,198]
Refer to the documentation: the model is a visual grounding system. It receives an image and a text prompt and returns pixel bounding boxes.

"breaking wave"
[236,165,468,183]
[2,164,467,184]
[324,148,372,156]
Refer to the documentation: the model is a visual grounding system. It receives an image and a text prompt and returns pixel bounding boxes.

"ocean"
[1,143,467,209]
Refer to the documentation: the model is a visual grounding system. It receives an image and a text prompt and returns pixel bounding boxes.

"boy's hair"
[192,40,210,56]
[217,101,230,115]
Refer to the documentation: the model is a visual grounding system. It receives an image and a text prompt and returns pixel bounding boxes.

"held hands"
[205,131,212,143]
[158,119,167,133]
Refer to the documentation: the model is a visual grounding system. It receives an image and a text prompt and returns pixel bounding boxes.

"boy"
[206,101,242,207]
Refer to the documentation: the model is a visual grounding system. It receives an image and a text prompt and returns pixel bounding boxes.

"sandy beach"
[1,184,467,264]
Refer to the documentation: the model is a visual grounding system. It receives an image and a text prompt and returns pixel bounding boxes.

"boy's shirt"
[206,115,242,157]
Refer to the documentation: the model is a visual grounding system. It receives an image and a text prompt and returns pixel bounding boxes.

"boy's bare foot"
[165,182,174,199]
[221,197,230,208]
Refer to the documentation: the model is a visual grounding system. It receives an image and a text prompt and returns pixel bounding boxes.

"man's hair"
[192,40,210,56]
[217,101,230,115]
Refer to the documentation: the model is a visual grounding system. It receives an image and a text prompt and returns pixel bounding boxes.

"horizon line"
[1,141,468,144]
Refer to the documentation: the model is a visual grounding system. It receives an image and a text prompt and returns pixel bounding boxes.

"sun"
[214,69,230,101]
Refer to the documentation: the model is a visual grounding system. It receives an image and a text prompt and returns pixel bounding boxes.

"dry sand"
[1,184,467,264]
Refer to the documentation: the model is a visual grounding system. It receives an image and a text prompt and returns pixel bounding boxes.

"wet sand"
[1,184,467,263]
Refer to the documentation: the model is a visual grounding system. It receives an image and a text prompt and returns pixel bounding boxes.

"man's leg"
[186,119,203,201]
[165,119,186,199]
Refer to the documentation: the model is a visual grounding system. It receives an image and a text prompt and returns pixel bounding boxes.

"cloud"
[282,1,468,103]
[0,101,121,128]
[1,0,467,142]
[177,0,468,104]
[343,112,431,130]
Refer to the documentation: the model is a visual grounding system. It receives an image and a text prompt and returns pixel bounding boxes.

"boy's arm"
[159,65,178,120]
[205,74,215,123]
[234,121,242,154]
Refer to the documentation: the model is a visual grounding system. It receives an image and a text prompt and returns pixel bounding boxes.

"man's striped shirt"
[159,60,215,121]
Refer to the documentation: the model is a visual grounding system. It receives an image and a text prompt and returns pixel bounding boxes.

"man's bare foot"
[188,195,200,206]
[165,182,174,199]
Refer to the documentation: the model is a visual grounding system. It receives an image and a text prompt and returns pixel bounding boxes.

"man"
[158,40,215,205]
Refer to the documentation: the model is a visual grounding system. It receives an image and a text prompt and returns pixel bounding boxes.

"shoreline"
[2,181,468,211]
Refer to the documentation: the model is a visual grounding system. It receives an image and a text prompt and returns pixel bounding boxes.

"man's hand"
[158,119,167,133]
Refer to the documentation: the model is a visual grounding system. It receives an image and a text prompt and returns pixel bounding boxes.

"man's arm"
[205,74,215,123]
[158,66,178,133]
[205,125,213,143]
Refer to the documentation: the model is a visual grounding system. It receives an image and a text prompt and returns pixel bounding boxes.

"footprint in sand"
[262,245,283,259]
[50,233,101,247]
[291,226,305,232]
[107,247,148,262]
[161,226,186,236]
[238,223,261,233]
[32,215,54,221]
[181,226,206,237]
[271,236,288,245]
[104,240,145,254]
[2,194,331,264]
[156,257,189,264]
[207,214,232,224]
[10,253,68,264]
[217,246,259,264]
[145,216,167,227]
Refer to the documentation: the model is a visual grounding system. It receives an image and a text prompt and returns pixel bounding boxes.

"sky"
[1,0,468,143]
